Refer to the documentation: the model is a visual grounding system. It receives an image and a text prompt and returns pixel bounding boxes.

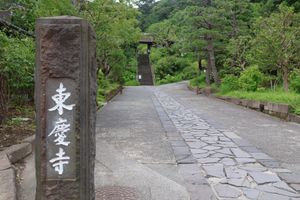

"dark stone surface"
[35,16,97,200]
[137,54,154,85]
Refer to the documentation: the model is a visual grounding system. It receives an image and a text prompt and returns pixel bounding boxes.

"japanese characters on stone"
[48,83,75,175]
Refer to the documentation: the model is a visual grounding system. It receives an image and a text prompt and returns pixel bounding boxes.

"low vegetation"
[226,91,300,115]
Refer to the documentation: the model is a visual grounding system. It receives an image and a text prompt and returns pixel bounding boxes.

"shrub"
[289,69,300,93]
[220,75,239,93]
[181,62,198,80]
[238,65,264,91]
[125,80,140,86]
[155,56,190,80]
[190,73,206,88]
[157,74,182,85]
[0,33,35,104]
[123,58,138,83]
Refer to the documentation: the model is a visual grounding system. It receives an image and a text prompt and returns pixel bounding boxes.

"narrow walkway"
[95,86,196,199]
[95,83,300,199]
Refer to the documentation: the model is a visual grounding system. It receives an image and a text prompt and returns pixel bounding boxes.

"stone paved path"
[153,88,300,200]
[17,83,300,200]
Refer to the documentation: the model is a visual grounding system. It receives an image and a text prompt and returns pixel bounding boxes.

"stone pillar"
[35,16,97,200]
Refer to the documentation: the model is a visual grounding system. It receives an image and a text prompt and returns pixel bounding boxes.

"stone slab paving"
[153,89,300,200]
[152,92,217,199]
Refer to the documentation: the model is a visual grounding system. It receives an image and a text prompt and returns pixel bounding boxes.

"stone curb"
[0,135,35,200]
[97,86,123,110]
[214,95,299,122]
[105,86,123,102]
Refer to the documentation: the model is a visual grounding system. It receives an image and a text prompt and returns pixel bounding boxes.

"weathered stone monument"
[35,16,97,199]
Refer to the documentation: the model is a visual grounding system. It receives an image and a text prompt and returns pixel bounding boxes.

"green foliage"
[238,66,264,91]
[123,58,138,83]
[289,69,300,93]
[0,32,35,104]
[147,20,177,47]
[97,71,120,106]
[223,36,252,76]
[10,0,37,31]
[82,0,141,83]
[107,50,127,85]
[248,4,300,90]
[181,64,198,80]
[157,74,182,85]
[35,0,77,17]
[154,55,190,81]
[125,80,140,86]
[154,55,197,85]
[189,74,206,88]
[220,75,239,93]
[138,0,196,30]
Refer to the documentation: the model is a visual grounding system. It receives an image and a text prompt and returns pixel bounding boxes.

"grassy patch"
[125,80,140,86]
[189,79,206,88]
[0,105,35,148]
[189,75,219,92]
[189,74,206,88]
[218,90,300,115]
[156,74,183,85]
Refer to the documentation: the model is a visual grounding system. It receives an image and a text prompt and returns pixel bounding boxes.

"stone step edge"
[0,135,34,200]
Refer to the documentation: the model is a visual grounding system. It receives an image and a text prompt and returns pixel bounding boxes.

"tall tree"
[135,0,156,31]
[82,0,140,79]
[249,4,300,91]
[187,1,223,85]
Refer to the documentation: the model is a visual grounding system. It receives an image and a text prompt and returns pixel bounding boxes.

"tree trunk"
[205,0,212,6]
[0,74,8,124]
[203,0,220,86]
[282,65,289,92]
[231,14,239,38]
[206,54,211,85]
[207,38,220,86]
[197,52,202,73]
